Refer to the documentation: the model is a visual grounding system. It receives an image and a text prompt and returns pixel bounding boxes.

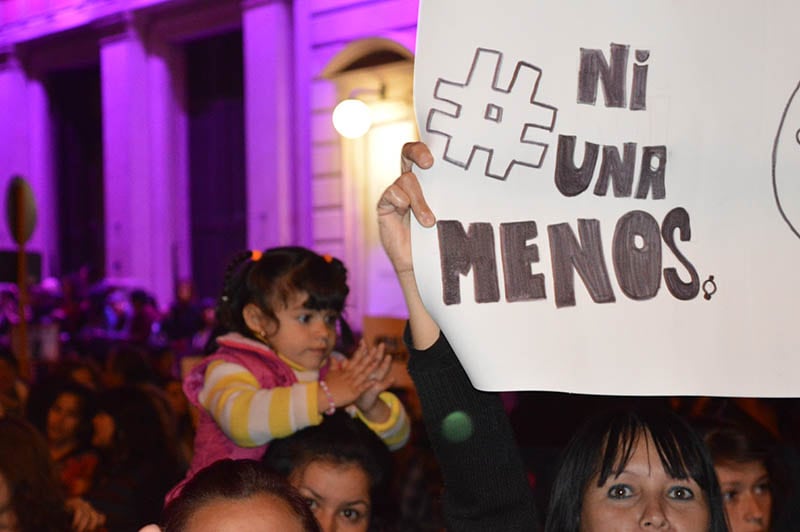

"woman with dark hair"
[157,459,320,532]
[546,408,726,531]
[88,386,183,531]
[0,417,73,532]
[263,411,394,532]
[376,141,730,531]
[45,382,99,497]
[700,420,778,532]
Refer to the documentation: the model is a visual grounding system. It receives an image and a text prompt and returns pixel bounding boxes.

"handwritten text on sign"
[412,0,800,395]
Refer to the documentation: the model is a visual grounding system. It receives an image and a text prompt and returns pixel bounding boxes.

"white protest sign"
[411,0,800,396]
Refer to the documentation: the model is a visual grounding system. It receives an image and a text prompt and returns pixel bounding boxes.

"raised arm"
[377,142,440,349]
[377,142,541,531]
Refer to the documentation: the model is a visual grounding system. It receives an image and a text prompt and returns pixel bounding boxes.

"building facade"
[0,0,418,328]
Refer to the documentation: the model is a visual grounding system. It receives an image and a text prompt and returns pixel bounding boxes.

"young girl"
[169,247,409,500]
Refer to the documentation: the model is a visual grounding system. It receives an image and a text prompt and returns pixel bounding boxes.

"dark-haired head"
[700,419,779,532]
[93,386,177,469]
[263,412,394,531]
[545,408,728,532]
[45,381,97,450]
[0,417,72,532]
[161,459,320,532]
[700,418,774,469]
[216,247,349,344]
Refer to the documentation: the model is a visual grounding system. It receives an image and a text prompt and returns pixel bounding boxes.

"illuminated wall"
[0,0,419,324]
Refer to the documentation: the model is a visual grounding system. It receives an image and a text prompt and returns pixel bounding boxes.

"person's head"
[161,459,320,532]
[45,382,96,450]
[102,343,154,388]
[65,359,101,391]
[92,386,172,465]
[106,289,129,316]
[175,279,196,304]
[217,247,349,370]
[702,420,776,532]
[199,298,216,327]
[546,408,728,532]
[263,412,393,532]
[0,417,72,532]
[130,289,152,310]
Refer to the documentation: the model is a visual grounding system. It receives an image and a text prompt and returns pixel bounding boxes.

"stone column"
[98,14,177,307]
[242,0,298,248]
[0,47,56,271]
[0,48,29,251]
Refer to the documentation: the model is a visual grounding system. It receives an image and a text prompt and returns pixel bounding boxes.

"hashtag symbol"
[426,48,558,180]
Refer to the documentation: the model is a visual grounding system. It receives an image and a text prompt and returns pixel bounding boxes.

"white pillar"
[0,49,28,251]
[292,0,314,247]
[145,37,187,308]
[242,0,296,248]
[26,73,57,275]
[99,16,178,307]
[0,48,56,274]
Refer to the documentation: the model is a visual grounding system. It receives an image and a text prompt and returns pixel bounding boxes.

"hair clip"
[322,254,333,263]
[251,250,263,261]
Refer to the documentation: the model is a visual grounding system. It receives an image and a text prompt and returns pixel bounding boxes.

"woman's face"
[289,460,371,532]
[46,392,81,446]
[580,432,710,531]
[715,460,771,532]
[91,412,115,449]
[184,494,307,532]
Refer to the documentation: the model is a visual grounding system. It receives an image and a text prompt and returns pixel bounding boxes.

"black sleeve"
[405,327,542,532]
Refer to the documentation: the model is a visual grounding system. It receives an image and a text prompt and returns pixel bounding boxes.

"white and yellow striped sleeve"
[198,360,323,446]
[356,391,411,450]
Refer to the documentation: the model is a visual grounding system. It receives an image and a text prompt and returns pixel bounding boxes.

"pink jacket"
[165,333,297,502]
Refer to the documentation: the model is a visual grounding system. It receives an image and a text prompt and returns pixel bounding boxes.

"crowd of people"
[0,141,798,532]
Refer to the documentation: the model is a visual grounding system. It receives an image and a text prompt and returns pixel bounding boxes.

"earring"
[254,330,270,345]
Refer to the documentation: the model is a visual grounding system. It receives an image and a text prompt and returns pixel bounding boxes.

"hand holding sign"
[409,0,800,396]
[377,143,436,278]
[377,143,442,350]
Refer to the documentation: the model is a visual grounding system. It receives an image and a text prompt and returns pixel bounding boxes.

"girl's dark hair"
[96,386,179,470]
[263,411,395,531]
[161,459,320,532]
[48,381,97,449]
[215,246,349,343]
[0,417,72,532]
[699,418,783,521]
[700,418,774,466]
[545,408,728,532]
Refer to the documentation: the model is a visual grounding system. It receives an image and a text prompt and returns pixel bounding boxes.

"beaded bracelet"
[318,380,336,416]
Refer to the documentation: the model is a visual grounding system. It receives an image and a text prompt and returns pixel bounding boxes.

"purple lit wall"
[0,0,419,327]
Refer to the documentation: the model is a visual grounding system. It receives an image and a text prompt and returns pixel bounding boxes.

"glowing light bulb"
[332,99,372,139]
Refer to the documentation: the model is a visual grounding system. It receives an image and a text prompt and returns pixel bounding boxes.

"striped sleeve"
[356,391,411,450]
[198,360,323,446]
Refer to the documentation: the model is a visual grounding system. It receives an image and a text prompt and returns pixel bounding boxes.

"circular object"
[332,99,372,139]
[441,410,474,443]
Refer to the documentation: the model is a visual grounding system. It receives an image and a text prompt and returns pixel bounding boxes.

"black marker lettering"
[500,221,546,302]
[661,207,700,300]
[548,219,616,308]
[437,220,500,305]
[612,210,661,300]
